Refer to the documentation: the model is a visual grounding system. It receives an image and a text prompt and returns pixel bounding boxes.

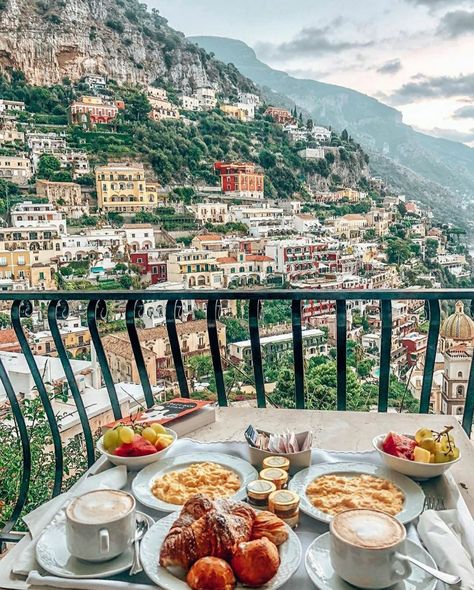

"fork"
[130,518,149,576]
[423,495,446,511]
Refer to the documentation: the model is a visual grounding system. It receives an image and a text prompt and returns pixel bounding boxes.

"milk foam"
[333,509,403,548]
[67,490,134,524]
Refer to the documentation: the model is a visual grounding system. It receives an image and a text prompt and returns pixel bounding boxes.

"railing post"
[420,300,440,414]
[249,299,266,408]
[378,300,392,412]
[165,299,190,398]
[125,299,154,409]
[207,299,227,407]
[336,300,347,411]
[291,299,305,409]
[48,299,95,468]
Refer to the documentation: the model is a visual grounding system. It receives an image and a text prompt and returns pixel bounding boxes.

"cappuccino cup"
[66,489,136,562]
[329,509,412,589]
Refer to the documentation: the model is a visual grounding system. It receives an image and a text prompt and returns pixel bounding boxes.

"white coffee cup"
[66,489,136,562]
[329,509,412,589]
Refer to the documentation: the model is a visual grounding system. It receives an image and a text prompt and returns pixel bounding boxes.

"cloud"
[376,58,402,75]
[255,21,375,60]
[437,10,474,37]
[453,104,474,118]
[405,0,466,7]
[387,72,474,104]
[425,126,474,143]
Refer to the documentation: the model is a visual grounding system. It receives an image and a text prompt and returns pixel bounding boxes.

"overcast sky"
[151,0,474,146]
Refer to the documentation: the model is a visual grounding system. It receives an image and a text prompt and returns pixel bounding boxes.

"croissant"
[160,508,254,569]
[251,511,289,546]
[169,494,215,531]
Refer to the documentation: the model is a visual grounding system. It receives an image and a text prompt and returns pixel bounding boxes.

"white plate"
[288,462,425,524]
[132,452,258,512]
[141,512,302,590]
[36,511,154,579]
[305,532,437,590]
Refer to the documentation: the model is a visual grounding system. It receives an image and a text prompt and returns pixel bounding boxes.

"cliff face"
[0,0,256,95]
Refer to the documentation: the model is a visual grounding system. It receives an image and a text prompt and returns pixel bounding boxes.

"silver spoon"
[130,518,149,575]
[396,552,461,586]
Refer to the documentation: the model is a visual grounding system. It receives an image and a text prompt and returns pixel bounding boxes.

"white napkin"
[26,570,153,590]
[417,509,474,590]
[13,465,128,577]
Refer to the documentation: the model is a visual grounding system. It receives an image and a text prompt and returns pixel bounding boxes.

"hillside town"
[0,74,472,441]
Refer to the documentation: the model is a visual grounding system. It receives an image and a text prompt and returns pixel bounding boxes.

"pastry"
[251,510,289,546]
[186,557,235,590]
[160,503,255,569]
[231,538,280,587]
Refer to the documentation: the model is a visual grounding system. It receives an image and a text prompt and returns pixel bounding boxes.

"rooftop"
[232,328,324,348]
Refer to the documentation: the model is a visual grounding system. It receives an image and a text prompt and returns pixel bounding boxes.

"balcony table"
[0,409,473,590]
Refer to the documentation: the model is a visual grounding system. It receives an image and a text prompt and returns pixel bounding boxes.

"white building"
[298,147,324,160]
[229,328,325,364]
[293,213,321,234]
[193,202,229,225]
[121,224,154,251]
[229,205,290,238]
[0,155,32,185]
[238,92,260,106]
[62,229,125,262]
[58,150,90,178]
[143,281,196,328]
[0,99,25,113]
[437,254,469,278]
[11,201,66,235]
[195,86,217,110]
[180,95,201,111]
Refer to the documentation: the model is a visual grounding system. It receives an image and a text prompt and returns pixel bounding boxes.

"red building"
[214,162,264,197]
[129,252,167,284]
[69,96,120,126]
[264,106,294,125]
[401,332,428,367]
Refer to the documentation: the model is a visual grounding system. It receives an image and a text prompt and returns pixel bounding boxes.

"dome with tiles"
[440,301,474,341]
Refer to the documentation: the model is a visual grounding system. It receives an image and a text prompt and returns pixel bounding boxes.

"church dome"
[440,301,474,341]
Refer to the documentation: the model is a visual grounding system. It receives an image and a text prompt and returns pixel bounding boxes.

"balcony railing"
[1,288,474,546]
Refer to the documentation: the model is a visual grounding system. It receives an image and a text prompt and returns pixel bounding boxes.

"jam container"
[259,467,288,490]
[268,490,300,528]
[262,456,290,472]
[246,480,277,509]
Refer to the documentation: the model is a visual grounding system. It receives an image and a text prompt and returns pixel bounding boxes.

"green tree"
[385,238,412,265]
[187,354,213,380]
[365,228,377,240]
[425,238,438,261]
[124,92,151,121]
[119,274,133,289]
[259,149,277,169]
[222,317,248,343]
[37,154,61,180]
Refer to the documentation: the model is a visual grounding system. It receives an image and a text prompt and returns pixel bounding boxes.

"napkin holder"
[247,429,312,475]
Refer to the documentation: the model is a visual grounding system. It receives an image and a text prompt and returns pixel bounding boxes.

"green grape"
[103,429,119,451]
[119,426,134,444]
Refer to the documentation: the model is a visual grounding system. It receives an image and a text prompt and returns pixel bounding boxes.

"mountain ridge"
[190,36,474,230]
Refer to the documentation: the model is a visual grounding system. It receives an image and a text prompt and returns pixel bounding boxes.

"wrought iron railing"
[1,288,474,545]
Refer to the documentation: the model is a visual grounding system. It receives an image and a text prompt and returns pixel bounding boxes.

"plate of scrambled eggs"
[132,452,258,512]
[289,462,425,524]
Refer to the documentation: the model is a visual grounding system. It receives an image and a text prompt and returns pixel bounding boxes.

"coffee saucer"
[305,533,437,590]
[36,511,154,579]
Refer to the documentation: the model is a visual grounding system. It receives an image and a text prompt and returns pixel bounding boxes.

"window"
[456,385,465,398]
[17,256,25,265]
[458,371,463,378]
[39,271,45,280]
[0,257,6,266]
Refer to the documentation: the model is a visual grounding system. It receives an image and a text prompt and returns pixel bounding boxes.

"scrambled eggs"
[151,462,241,505]
[306,474,404,516]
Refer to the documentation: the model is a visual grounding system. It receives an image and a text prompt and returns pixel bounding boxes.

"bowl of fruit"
[97,423,177,470]
[373,427,461,480]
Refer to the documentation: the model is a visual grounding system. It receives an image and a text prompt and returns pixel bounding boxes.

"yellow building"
[31,261,57,290]
[102,334,158,385]
[220,104,248,122]
[31,320,91,357]
[0,251,56,289]
[95,163,161,213]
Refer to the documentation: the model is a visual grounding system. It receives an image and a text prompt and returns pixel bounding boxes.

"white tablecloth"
[11,438,472,589]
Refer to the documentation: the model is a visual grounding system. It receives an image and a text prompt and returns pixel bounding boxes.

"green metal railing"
[1,288,474,544]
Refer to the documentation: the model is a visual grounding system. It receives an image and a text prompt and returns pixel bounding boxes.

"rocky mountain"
[191,36,474,230]
[0,0,256,96]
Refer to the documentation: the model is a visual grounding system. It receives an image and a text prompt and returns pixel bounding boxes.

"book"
[102,398,216,437]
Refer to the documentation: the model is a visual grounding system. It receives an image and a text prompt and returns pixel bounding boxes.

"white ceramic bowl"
[97,427,177,471]
[373,433,461,480]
